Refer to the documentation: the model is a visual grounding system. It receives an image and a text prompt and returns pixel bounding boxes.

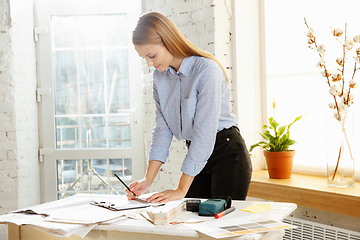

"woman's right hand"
[126,160,162,200]
[125,178,152,200]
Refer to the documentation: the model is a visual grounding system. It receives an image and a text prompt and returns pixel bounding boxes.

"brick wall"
[141,0,234,192]
[0,0,40,238]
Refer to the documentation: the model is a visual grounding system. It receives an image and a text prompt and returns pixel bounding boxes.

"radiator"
[282,217,360,240]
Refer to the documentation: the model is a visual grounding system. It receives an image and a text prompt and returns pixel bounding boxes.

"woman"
[126,11,252,203]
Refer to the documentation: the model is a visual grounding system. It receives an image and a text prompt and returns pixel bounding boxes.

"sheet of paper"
[28,222,84,238]
[73,223,98,238]
[45,194,153,224]
[240,204,272,214]
[0,213,44,226]
[0,194,157,238]
[0,207,92,238]
[46,205,127,224]
[28,225,68,238]
[0,195,121,225]
[99,215,129,225]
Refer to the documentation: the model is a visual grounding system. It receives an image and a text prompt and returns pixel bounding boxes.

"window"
[52,14,131,150]
[264,0,360,178]
[34,0,145,202]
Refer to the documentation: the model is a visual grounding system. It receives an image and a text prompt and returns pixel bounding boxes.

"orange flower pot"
[263,150,295,179]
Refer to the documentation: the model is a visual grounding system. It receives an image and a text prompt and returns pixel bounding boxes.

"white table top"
[0,194,297,240]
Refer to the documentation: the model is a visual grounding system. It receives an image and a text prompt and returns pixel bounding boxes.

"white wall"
[0,0,40,238]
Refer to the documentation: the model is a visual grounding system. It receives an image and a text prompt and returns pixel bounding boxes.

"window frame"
[233,0,267,171]
[34,0,145,202]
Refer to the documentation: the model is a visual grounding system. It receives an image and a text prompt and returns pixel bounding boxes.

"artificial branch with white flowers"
[304,18,358,181]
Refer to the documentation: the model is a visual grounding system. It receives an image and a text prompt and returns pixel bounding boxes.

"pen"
[114,173,137,197]
[215,206,236,219]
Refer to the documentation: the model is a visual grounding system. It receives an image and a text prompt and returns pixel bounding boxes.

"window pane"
[266,75,329,171]
[79,49,105,114]
[51,14,131,150]
[81,117,106,148]
[265,0,360,76]
[57,159,79,185]
[77,15,103,47]
[56,117,80,149]
[107,49,130,113]
[57,159,82,199]
[52,16,76,48]
[265,0,360,175]
[53,50,78,115]
[105,14,128,46]
[57,158,133,199]
[108,115,131,148]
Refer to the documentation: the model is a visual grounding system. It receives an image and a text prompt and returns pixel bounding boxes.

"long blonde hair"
[132,12,229,83]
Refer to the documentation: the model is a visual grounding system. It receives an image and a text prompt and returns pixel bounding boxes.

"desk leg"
[8,224,20,240]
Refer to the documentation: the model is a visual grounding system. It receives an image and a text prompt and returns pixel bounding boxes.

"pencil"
[114,173,137,197]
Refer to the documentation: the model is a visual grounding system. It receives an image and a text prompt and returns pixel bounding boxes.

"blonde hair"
[132,12,229,83]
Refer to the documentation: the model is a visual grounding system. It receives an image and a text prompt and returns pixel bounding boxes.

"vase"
[326,109,355,187]
[264,150,295,179]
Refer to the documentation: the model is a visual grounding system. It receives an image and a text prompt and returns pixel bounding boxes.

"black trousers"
[185,126,252,200]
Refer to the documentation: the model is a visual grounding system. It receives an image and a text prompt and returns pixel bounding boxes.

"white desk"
[2,194,297,240]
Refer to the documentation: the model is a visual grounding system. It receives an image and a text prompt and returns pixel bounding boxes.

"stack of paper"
[0,194,148,238]
[145,200,186,224]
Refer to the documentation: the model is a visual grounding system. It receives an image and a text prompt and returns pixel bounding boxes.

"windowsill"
[248,170,360,218]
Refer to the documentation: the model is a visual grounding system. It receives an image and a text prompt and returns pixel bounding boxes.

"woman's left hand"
[146,188,186,204]
[146,173,194,203]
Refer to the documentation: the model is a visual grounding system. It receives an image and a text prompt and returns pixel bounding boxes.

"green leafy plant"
[249,115,303,152]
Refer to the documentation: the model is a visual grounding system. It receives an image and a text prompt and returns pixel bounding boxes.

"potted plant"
[249,114,303,179]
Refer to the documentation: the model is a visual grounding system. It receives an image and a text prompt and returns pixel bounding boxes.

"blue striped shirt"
[148,56,238,177]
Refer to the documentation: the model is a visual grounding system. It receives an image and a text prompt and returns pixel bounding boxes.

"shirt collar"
[177,56,194,76]
[157,56,195,76]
